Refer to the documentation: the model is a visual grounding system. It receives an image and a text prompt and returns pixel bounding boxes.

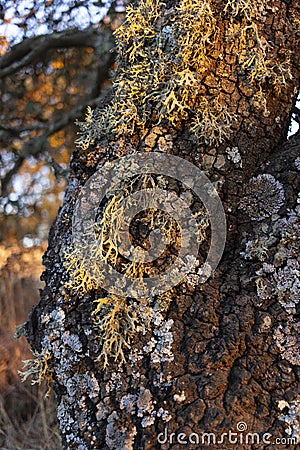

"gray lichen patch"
[106,412,137,450]
[143,318,174,365]
[246,189,300,366]
[254,198,300,314]
[62,331,83,352]
[225,146,242,167]
[240,238,269,262]
[279,398,300,444]
[120,393,137,415]
[66,373,99,398]
[57,395,97,449]
[137,387,154,418]
[239,174,285,221]
[214,154,226,170]
[105,371,123,393]
[274,322,300,366]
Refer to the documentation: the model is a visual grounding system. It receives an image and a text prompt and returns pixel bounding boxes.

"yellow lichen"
[224,0,265,20]
[64,236,102,294]
[63,173,183,297]
[190,97,234,144]
[225,0,293,114]
[92,295,142,367]
[19,350,53,390]
[77,0,295,149]
[76,0,233,146]
[69,0,297,367]
[176,0,218,72]
[63,192,126,294]
[115,0,161,62]
[63,172,208,366]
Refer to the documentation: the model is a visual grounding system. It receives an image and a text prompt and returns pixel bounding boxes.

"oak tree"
[22,0,300,448]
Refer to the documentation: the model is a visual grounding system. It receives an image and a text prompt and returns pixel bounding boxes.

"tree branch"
[0,26,114,78]
[0,123,48,142]
[0,95,104,197]
[292,106,300,124]
[0,22,116,196]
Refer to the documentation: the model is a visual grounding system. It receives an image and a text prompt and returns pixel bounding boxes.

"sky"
[0,0,115,47]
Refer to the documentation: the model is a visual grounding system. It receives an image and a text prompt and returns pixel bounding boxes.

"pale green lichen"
[62,170,208,366]
[92,295,142,367]
[19,350,54,388]
[76,0,295,148]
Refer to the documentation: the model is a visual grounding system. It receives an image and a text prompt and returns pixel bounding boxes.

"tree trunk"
[23,1,300,448]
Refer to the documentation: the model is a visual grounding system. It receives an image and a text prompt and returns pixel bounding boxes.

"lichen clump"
[279,398,300,444]
[63,174,185,296]
[239,174,285,221]
[274,322,300,366]
[76,0,295,149]
[62,171,207,366]
[254,196,300,314]
[19,350,53,388]
[92,295,143,367]
[247,190,300,366]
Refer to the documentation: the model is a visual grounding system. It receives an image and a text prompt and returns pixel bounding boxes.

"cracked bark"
[23,1,300,449]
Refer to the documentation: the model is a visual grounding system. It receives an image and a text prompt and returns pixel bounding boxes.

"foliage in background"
[0,0,127,244]
[0,382,62,450]
[0,2,125,449]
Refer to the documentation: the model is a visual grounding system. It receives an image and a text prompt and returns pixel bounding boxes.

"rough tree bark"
[22,0,300,449]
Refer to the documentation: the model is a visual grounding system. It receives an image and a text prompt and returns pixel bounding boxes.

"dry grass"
[0,381,62,450]
[0,244,60,449]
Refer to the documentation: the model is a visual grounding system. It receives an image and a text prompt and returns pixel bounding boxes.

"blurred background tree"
[0,0,127,245]
[0,3,126,447]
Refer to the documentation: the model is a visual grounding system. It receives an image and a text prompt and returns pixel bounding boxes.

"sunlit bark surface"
[24,1,300,448]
